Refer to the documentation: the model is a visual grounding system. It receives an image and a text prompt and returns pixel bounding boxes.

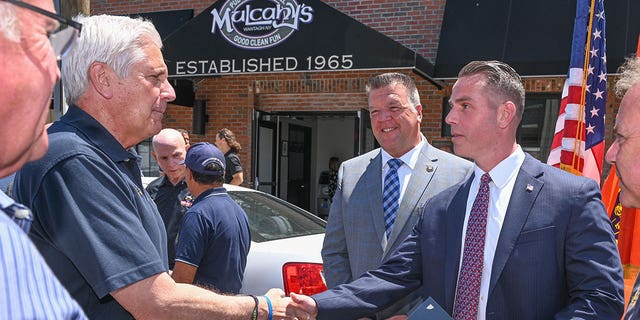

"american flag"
[547,0,606,185]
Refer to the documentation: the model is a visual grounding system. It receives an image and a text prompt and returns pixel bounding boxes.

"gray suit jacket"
[321,138,472,317]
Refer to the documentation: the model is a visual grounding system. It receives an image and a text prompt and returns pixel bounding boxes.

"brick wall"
[322,0,445,62]
[91,0,213,16]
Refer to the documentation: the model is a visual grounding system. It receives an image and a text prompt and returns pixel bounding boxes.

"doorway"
[286,124,312,210]
[253,111,278,195]
[251,111,376,215]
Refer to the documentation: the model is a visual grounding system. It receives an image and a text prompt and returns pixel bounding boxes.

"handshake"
[259,289,318,320]
[261,289,409,320]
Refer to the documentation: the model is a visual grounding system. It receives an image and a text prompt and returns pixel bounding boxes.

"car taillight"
[282,262,328,295]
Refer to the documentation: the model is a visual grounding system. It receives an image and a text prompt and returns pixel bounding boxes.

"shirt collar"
[0,190,15,209]
[380,135,426,170]
[193,187,227,204]
[473,145,526,188]
[54,106,135,163]
[160,175,186,188]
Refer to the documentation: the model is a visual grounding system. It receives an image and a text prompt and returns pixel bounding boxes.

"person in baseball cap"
[180,142,226,176]
[173,142,251,294]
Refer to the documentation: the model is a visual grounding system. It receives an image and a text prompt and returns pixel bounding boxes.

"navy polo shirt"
[146,175,190,269]
[14,106,168,320]
[175,187,251,294]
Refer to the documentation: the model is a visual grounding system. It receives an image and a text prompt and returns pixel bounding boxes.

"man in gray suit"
[321,72,473,318]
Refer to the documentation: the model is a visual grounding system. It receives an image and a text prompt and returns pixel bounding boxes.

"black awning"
[161,0,441,87]
[435,0,640,78]
[129,10,193,40]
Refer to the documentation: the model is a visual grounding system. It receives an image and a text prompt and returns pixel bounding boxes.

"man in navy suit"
[605,56,640,320]
[288,60,624,320]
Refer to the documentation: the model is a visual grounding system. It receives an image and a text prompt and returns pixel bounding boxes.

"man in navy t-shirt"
[172,142,251,294]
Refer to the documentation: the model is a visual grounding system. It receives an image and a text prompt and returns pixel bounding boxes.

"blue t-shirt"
[14,106,168,320]
[175,187,250,293]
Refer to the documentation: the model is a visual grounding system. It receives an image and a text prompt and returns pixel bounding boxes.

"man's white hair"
[62,14,162,105]
[616,56,640,98]
[0,3,20,42]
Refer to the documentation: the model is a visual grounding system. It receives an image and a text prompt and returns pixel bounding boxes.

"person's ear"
[415,104,423,123]
[88,62,114,99]
[498,101,517,129]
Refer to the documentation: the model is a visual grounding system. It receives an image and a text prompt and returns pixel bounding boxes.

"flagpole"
[571,0,597,174]
[548,0,606,183]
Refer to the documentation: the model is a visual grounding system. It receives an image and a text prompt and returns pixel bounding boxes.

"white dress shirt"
[458,146,526,320]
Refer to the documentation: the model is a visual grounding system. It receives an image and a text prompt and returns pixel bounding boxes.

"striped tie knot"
[387,158,403,171]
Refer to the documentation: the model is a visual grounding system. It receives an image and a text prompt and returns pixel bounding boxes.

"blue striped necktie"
[383,158,403,239]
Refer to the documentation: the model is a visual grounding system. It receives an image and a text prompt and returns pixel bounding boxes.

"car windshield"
[227,190,326,243]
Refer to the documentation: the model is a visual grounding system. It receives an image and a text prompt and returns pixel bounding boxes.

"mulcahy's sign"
[162,0,435,79]
[212,0,314,50]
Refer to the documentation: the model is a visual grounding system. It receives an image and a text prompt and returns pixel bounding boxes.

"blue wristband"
[261,295,273,320]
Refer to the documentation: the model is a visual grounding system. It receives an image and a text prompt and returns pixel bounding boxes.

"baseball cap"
[180,142,225,176]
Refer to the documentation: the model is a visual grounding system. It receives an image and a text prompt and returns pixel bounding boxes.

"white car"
[142,177,327,295]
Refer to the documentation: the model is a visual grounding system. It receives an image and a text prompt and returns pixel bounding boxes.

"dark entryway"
[286,124,312,210]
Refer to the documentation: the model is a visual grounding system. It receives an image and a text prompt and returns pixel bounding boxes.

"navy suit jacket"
[314,154,624,320]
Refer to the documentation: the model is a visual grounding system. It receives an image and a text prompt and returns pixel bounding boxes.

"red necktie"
[453,173,491,320]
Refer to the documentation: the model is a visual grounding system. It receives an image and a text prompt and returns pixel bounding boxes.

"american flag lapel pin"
[526,184,534,192]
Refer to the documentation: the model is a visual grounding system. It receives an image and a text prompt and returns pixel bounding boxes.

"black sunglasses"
[3,0,82,61]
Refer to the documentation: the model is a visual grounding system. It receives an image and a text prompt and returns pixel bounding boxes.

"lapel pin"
[526,184,534,192]
[13,208,31,219]
[426,165,434,172]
